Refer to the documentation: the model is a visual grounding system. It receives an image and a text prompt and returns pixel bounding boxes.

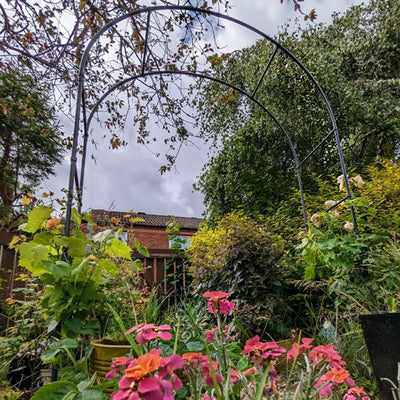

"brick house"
[88,210,204,295]
[89,209,203,251]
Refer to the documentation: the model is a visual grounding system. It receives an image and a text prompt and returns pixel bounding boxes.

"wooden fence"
[0,231,24,300]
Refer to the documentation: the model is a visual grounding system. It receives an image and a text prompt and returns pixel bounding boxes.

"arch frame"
[65,5,358,234]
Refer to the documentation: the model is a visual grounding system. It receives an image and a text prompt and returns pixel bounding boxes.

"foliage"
[105,291,369,400]
[12,206,150,341]
[186,212,287,337]
[31,375,106,400]
[195,0,400,220]
[0,67,63,229]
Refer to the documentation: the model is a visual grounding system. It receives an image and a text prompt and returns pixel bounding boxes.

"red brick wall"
[131,227,195,249]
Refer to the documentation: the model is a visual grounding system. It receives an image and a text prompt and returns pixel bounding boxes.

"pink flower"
[106,356,135,379]
[111,376,139,400]
[309,344,346,369]
[242,335,286,363]
[344,386,370,400]
[201,360,222,386]
[126,323,172,344]
[138,375,174,399]
[204,291,235,314]
[218,299,235,314]
[205,328,216,342]
[287,338,314,359]
[203,291,231,301]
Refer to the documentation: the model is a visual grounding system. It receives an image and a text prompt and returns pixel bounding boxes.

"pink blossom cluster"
[106,292,370,400]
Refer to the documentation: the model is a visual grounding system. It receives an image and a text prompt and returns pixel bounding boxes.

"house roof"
[90,209,203,230]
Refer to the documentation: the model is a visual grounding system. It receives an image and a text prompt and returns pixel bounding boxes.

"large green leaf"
[24,206,53,233]
[18,242,49,276]
[43,260,71,279]
[41,338,78,362]
[68,236,88,257]
[75,388,107,400]
[30,381,77,400]
[105,238,132,260]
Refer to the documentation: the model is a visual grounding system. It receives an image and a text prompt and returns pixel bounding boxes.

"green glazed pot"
[90,339,132,394]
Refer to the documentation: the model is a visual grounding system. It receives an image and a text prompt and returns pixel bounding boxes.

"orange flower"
[324,367,350,383]
[111,217,120,225]
[182,352,203,360]
[125,352,161,380]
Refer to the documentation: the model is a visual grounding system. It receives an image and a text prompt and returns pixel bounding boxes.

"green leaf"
[134,238,149,257]
[186,341,204,352]
[77,388,106,400]
[68,236,88,257]
[236,357,249,371]
[41,338,78,362]
[46,316,59,333]
[43,260,71,279]
[97,259,119,275]
[64,319,100,335]
[31,382,77,400]
[24,206,53,233]
[105,239,132,260]
[18,242,49,276]
[128,260,144,272]
[304,265,315,280]
[71,208,82,227]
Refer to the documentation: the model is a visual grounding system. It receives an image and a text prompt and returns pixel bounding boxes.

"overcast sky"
[42,0,367,218]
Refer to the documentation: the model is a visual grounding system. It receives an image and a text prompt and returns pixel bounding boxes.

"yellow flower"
[21,196,31,205]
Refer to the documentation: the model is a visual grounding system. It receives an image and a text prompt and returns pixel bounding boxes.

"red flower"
[126,323,172,344]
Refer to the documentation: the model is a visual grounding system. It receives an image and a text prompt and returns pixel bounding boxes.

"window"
[168,235,190,249]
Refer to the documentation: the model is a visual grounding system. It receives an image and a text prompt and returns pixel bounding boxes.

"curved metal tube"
[65,5,356,234]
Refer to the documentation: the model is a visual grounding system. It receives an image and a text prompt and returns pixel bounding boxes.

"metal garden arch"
[65,5,358,234]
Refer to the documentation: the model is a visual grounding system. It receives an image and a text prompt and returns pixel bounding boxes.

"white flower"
[324,200,336,209]
[350,175,365,187]
[344,221,354,232]
[337,174,346,191]
[311,213,321,228]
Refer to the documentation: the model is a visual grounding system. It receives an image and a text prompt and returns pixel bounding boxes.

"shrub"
[186,212,286,338]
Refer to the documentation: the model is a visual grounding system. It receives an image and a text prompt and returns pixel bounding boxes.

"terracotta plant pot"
[89,339,132,394]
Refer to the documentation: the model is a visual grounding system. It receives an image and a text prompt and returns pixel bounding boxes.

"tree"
[195,0,400,221]
[0,0,315,172]
[0,67,63,229]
